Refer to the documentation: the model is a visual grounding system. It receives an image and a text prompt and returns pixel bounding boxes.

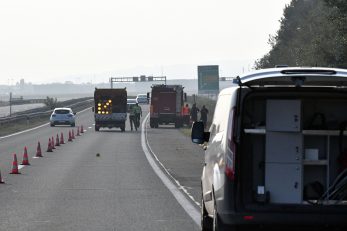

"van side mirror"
[191,121,210,144]
[184,93,187,102]
[92,107,95,112]
[74,112,77,115]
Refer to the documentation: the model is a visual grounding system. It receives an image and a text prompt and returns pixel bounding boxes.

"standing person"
[133,103,142,129]
[190,103,199,123]
[200,105,209,128]
[181,103,190,126]
[129,105,137,131]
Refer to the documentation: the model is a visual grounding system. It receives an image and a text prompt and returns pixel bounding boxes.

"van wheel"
[213,203,232,231]
[201,198,212,231]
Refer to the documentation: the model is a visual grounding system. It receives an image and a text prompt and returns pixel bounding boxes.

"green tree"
[44,96,58,109]
[255,0,347,69]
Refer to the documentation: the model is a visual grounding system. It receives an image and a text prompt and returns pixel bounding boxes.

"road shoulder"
[145,120,204,209]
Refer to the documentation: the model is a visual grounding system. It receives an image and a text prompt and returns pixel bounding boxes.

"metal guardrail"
[0,98,93,125]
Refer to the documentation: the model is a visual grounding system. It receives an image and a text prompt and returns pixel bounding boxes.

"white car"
[50,107,76,127]
[136,94,149,104]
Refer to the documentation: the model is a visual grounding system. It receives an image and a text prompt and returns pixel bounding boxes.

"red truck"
[149,85,185,128]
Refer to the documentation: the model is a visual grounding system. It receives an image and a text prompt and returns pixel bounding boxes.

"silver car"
[135,94,148,104]
[50,107,76,127]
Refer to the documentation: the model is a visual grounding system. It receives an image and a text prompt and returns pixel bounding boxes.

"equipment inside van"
[192,67,347,231]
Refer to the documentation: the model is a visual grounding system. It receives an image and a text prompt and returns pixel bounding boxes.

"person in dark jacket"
[200,105,209,128]
[190,103,199,122]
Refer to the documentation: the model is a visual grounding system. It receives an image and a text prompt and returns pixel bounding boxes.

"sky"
[0,0,291,84]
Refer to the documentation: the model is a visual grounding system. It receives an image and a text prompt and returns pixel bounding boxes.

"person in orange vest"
[181,104,190,126]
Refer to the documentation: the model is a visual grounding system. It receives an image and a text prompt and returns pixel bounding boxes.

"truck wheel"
[155,121,159,128]
[150,120,155,128]
[120,123,125,132]
[175,121,181,128]
[95,125,100,132]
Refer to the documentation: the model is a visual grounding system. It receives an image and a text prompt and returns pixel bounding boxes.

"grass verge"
[0,116,49,137]
[179,95,217,137]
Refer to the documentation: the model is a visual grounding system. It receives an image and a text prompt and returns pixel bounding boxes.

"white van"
[192,67,347,231]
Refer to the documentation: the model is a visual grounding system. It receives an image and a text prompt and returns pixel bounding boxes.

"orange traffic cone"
[60,132,65,144]
[0,169,4,183]
[56,134,60,146]
[81,125,84,133]
[51,136,56,149]
[47,138,53,152]
[10,153,20,174]
[77,127,80,136]
[22,147,30,165]
[36,141,43,157]
[68,131,73,142]
[72,129,75,139]
[14,152,18,163]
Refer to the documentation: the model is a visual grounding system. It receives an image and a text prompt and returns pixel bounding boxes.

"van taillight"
[226,108,236,181]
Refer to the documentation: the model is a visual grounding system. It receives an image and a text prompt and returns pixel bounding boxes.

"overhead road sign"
[198,65,219,94]
[109,76,166,88]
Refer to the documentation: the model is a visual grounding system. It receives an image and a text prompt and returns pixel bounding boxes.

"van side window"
[211,95,231,135]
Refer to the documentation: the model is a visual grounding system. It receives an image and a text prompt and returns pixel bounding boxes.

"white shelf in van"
[244,129,347,136]
[302,130,347,136]
[303,160,328,165]
[244,128,266,134]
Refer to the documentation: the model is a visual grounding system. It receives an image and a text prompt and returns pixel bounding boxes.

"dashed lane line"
[141,113,200,227]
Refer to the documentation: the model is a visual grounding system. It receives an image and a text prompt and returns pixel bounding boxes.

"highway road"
[0,106,201,231]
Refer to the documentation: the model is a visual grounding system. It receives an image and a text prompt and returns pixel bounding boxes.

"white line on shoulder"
[141,113,200,227]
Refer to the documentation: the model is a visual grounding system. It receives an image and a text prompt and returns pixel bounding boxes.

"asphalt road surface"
[0,107,200,231]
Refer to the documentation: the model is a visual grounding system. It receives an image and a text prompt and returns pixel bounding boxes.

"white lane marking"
[92,123,95,126]
[88,127,92,129]
[145,127,201,207]
[32,156,41,159]
[18,165,25,170]
[0,107,92,140]
[141,114,200,227]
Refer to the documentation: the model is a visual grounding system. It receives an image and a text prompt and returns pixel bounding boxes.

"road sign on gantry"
[197,65,219,94]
